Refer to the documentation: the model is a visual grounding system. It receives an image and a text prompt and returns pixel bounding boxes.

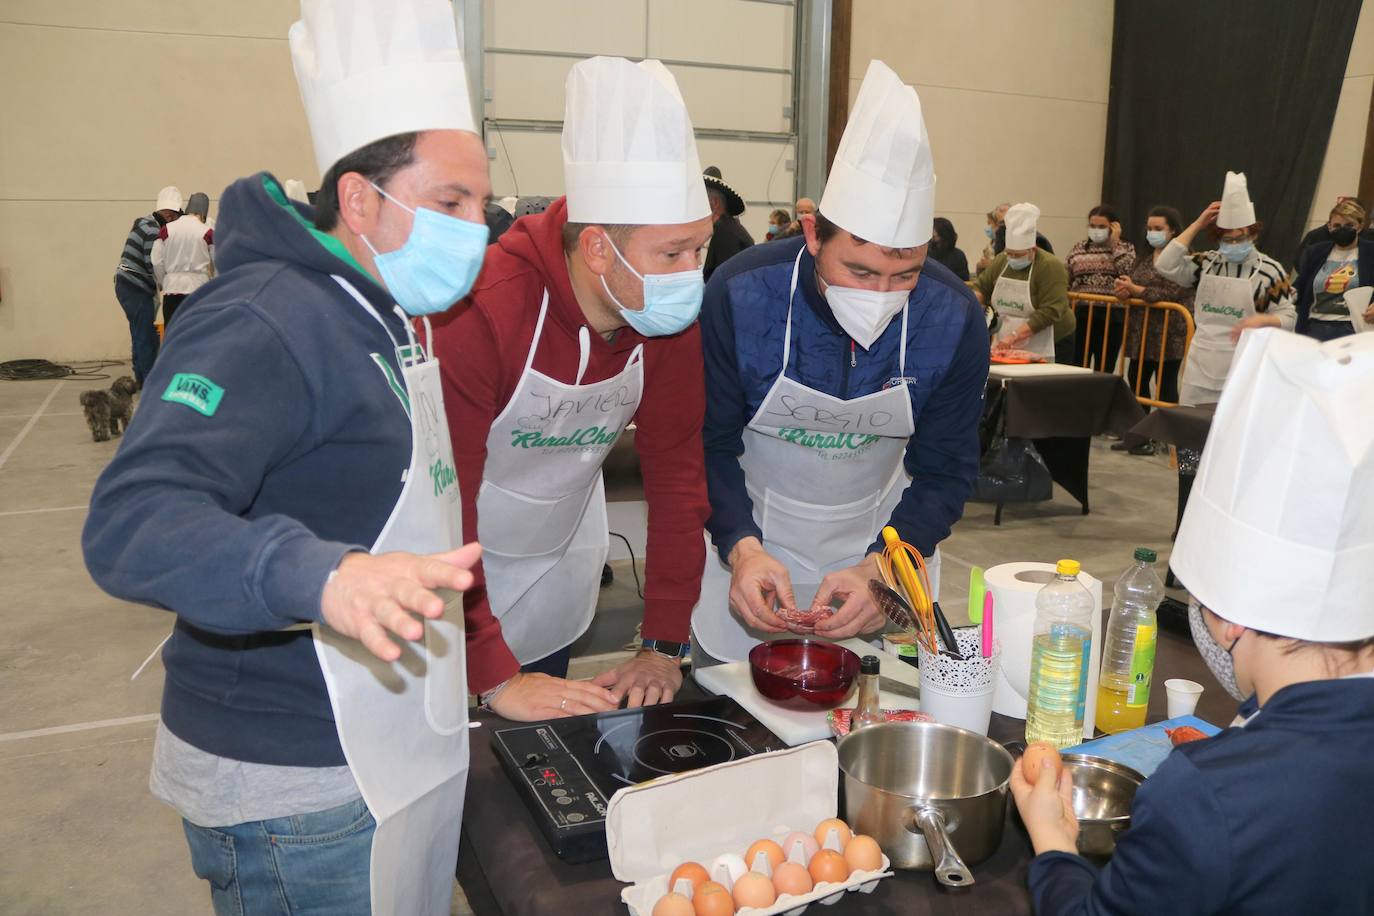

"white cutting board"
[693,640,921,746]
[989,362,1093,378]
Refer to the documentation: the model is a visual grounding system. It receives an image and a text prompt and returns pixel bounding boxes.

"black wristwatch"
[640,639,690,659]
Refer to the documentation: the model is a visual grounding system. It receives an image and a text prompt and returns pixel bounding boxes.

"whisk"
[876,526,938,654]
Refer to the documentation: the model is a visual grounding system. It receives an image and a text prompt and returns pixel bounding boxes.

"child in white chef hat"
[1013,328,1374,915]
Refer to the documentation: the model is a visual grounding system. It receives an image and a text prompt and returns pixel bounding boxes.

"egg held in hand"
[1021,741,1064,783]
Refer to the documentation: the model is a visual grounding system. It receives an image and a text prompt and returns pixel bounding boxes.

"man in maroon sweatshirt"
[433,56,714,720]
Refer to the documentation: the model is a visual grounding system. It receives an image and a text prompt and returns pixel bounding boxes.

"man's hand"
[812,554,887,640]
[1230,313,1279,344]
[320,543,482,662]
[591,650,684,707]
[485,672,619,721]
[1010,756,1079,856]
[727,537,793,633]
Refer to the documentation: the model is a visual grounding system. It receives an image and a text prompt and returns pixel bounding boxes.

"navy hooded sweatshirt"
[82,173,498,767]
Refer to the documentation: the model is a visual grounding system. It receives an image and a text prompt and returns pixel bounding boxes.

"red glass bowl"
[748,639,861,709]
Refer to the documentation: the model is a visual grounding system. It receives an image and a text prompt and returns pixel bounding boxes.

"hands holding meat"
[728,538,888,640]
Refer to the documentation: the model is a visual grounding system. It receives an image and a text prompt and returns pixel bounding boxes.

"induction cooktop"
[492,695,783,863]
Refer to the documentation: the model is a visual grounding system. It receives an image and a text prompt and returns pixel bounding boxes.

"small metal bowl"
[1060,754,1144,857]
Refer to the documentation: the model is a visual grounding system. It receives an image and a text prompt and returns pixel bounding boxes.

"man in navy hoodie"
[691,61,989,665]
[82,1,492,912]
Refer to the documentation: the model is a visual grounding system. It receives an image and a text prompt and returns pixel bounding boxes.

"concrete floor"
[0,366,1190,914]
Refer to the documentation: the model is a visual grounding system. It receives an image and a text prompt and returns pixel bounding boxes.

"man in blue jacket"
[82,2,494,912]
[691,60,989,664]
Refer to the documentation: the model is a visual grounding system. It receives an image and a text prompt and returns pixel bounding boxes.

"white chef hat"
[283,179,310,203]
[1173,328,1374,641]
[819,60,935,249]
[562,56,709,225]
[1004,203,1040,250]
[289,0,476,177]
[1216,170,1256,229]
[155,187,183,212]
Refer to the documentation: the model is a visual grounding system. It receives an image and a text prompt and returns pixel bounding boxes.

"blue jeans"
[520,644,572,677]
[114,275,160,384]
[1303,320,1355,342]
[181,796,374,915]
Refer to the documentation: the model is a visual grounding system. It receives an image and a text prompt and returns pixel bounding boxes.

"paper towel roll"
[986,562,1103,740]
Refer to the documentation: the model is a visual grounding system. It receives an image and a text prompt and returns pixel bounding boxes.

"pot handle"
[912,806,975,887]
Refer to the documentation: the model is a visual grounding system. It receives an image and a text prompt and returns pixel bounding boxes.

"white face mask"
[822,281,909,350]
[1087,227,1110,244]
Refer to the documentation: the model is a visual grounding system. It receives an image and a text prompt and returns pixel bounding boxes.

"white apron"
[477,290,644,664]
[312,276,469,916]
[1179,271,1255,406]
[691,249,939,663]
[991,258,1056,360]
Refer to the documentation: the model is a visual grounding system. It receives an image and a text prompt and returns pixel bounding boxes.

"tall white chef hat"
[819,60,936,249]
[289,0,476,177]
[562,56,709,226]
[155,186,184,212]
[1004,203,1040,250]
[1216,170,1256,229]
[1173,328,1374,641]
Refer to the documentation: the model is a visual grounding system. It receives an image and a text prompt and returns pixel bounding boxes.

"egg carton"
[619,849,892,915]
[606,742,895,915]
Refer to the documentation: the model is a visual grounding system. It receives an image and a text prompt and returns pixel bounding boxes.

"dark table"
[457,621,1234,915]
[978,371,1145,524]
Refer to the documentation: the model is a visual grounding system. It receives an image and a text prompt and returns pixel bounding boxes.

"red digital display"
[542,768,561,785]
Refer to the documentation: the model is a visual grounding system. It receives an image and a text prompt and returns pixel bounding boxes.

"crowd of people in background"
[113,186,215,388]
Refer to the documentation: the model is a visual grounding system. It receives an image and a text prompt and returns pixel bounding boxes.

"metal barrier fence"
[1067,292,1195,408]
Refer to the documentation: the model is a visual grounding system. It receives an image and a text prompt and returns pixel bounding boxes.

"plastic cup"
[1164,678,1203,718]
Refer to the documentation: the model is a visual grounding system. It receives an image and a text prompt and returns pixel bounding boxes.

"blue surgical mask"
[1007,255,1032,271]
[1146,230,1169,249]
[984,225,996,240]
[767,225,782,239]
[600,233,704,337]
[1218,239,1253,263]
[362,182,489,316]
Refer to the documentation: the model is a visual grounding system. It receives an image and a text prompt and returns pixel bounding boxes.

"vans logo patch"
[161,373,224,416]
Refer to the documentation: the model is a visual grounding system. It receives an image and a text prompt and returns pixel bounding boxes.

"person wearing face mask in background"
[82,2,492,912]
[1114,205,1195,425]
[430,57,714,717]
[1291,194,1374,269]
[1013,327,1374,915]
[974,203,1009,274]
[1295,197,1373,342]
[1066,205,1135,372]
[928,216,969,280]
[767,208,791,241]
[1156,172,1296,408]
[693,61,987,664]
[974,202,1076,363]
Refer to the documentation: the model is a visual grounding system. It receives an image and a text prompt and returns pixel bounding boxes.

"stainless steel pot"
[838,721,1013,887]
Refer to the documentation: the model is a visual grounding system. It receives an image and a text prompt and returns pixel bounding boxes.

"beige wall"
[1305,2,1374,236]
[0,2,318,362]
[848,0,1115,264]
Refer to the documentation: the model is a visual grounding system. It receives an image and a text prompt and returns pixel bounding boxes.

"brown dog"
[80,376,138,442]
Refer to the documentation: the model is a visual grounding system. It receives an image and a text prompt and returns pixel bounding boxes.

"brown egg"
[653,892,696,916]
[843,834,883,873]
[813,817,853,850]
[693,881,735,916]
[807,848,851,885]
[743,838,784,871]
[1021,741,1064,784]
[668,861,710,894]
[731,872,777,910]
[771,860,814,897]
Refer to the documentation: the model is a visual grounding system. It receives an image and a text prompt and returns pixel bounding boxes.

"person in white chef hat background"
[693,60,989,664]
[83,1,493,913]
[430,56,715,717]
[1012,328,1374,915]
[1157,170,1297,408]
[973,201,1077,364]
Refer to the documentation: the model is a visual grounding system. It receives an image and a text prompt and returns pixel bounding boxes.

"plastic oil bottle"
[1025,559,1095,749]
[1095,548,1165,733]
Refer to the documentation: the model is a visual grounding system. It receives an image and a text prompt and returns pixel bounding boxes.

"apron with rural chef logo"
[1179,270,1255,406]
[991,257,1056,361]
[311,275,469,916]
[691,248,939,663]
[478,289,643,663]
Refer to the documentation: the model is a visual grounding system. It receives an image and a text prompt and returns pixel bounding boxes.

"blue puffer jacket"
[700,235,989,559]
